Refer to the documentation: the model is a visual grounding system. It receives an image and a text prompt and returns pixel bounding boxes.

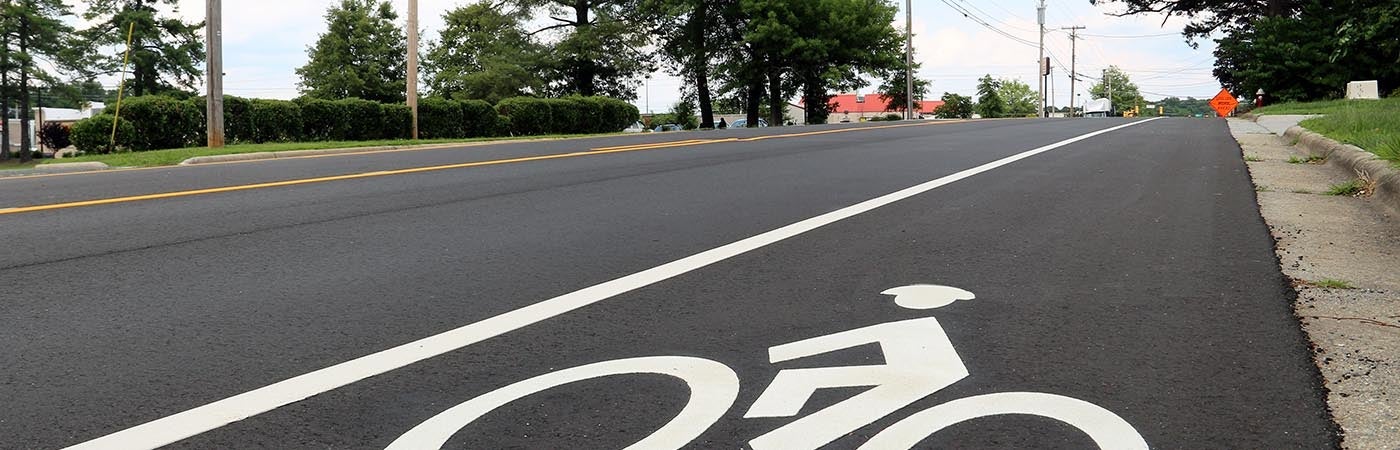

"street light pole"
[905,0,913,120]
[407,0,419,140]
[205,0,224,147]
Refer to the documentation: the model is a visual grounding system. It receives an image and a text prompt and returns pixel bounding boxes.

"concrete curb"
[1284,126,1400,215]
[32,162,111,173]
[178,143,476,165]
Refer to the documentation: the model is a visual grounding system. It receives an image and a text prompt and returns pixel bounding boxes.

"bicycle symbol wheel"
[384,356,739,450]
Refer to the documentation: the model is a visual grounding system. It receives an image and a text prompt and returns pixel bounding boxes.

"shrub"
[597,97,639,132]
[298,98,349,141]
[495,97,552,135]
[182,96,256,145]
[249,99,303,143]
[39,121,72,150]
[338,98,385,140]
[549,98,588,134]
[418,97,466,139]
[70,115,136,154]
[379,103,413,140]
[460,99,498,137]
[119,95,203,150]
[883,113,904,121]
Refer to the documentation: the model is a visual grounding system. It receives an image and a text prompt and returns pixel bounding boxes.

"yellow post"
[109,22,135,151]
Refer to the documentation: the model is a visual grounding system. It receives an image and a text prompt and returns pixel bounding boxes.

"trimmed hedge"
[419,97,466,139]
[120,96,202,150]
[71,115,136,154]
[461,100,497,138]
[249,99,303,143]
[67,95,632,154]
[495,97,553,135]
[494,96,638,136]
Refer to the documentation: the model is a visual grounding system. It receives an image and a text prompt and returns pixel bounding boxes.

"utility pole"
[407,0,419,139]
[905,0,913,120]
[1104,68,1113,116]
[1062,26,1084,117]
[206,0,224,147]
[1036,0,1046,118]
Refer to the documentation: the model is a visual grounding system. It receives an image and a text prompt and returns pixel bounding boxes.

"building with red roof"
[801,93,944,123]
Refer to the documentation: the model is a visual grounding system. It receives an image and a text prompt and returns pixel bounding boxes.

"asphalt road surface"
[0,119,1338,449]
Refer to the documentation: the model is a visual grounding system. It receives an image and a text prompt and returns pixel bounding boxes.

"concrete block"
[1346,80,1380,100]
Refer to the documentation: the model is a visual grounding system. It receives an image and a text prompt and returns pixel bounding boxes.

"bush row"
[70,95,639,154]
[494,97,638,136]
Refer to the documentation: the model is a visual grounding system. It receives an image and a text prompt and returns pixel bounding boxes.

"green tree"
[1089,66,1143,115]
[424,3,543,104]
[2,0,80,161]
[1089,0,1301,39]
[80,0,204,97]
[934,92,973,119]
[997,78,1037,117]
[297,0,407,103]
[975,75,1004,118]
[737,0,903,126]
[510,0,651,100]
[639,0,742,128]
[878,59,929,114]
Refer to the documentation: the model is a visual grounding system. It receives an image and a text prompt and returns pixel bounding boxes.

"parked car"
[653,124,684,132]
[623,121,645,133]
[730,118,769,128]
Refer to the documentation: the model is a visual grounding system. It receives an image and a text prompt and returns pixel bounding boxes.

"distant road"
[0,119,1336,448]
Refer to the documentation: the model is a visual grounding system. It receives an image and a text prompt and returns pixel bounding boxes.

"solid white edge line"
[65,118,1161,450]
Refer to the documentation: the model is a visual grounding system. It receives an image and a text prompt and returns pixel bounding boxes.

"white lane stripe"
[66,118,1160,450]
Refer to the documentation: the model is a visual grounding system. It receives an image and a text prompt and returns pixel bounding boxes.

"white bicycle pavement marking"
[860,392,1150,449]
[384,356,739,450]
[745,285,976,449]
[66,119,1161,450]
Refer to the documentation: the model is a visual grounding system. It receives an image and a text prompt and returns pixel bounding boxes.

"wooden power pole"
[905,0,913,120]
[206,0,224,147]
[1062,26,1084,117]
[407,0,419,140]
[1036,0,1046,118]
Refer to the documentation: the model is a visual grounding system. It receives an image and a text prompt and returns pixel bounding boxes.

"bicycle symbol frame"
[385,285,1150,449]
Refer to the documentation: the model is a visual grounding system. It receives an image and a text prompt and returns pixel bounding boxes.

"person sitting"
[717,118,728,129]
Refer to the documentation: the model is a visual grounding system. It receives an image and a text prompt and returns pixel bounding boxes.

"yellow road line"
[0,142,718,216]
[0,120,978,215]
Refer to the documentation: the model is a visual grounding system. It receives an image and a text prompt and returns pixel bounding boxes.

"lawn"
[0,159,40,171]
[38,133,626,168]
[1254,98,1400,164]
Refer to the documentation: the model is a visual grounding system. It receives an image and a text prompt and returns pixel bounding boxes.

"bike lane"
[107,119,1335,448]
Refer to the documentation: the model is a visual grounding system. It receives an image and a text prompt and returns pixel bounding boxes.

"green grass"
[1244,154,1263,162]
[1310,279,1356,289]
[0,159,40,171]
[1325,179,1367,196]
[1286,155,1326,164]
[1253,98,1400,164]
[38,133,624,168]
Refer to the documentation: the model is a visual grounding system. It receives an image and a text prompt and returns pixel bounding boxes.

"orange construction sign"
[1209,89,1239,117]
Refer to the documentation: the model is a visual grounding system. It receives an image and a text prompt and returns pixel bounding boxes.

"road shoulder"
[1232,118,1400,449]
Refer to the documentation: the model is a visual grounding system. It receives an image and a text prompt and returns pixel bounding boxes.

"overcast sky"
[70,0,1222,113]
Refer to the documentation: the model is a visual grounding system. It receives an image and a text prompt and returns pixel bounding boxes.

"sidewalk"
[1230,117,1400,449]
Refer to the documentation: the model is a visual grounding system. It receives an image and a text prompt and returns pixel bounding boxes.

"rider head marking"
[882,285,975,310]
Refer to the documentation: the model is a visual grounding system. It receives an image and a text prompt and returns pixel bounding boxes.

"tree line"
[297,0,914,130]
[1,0,202,161]
[1094,0,1398,102]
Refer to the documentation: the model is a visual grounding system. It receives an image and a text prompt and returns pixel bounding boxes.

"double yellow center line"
[1,121,955,216]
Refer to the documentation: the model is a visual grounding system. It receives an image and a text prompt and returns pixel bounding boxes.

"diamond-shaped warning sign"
[1209,89,1239,118]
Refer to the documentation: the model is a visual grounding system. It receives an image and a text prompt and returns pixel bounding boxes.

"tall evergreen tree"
[80,0,203,97]
[2,0,78,161]
[297,0,408,103]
